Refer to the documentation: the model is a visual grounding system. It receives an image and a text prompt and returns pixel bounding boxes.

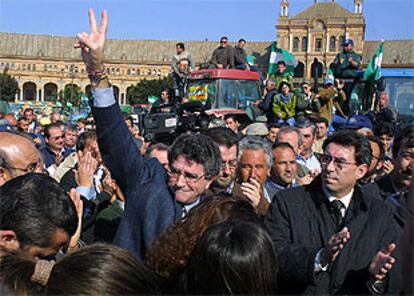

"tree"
[127,75,172,105]
[58,84,82,107]
[0,67,19,102]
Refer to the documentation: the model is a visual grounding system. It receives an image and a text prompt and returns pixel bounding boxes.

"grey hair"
[276,126,304,146]
[294,119,317,136]
[238,136,273,168]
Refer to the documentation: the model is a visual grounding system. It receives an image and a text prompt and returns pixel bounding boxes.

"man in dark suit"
[75,9,221,260]
[265,130,401,294]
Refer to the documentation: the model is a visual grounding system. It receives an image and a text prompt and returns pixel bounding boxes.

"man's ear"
[356,164,369,180]
[0,230,20,250]
[0,167,11,187]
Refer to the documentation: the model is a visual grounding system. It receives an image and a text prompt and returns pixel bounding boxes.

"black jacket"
[264,177,402,294]
[210,46,235,69]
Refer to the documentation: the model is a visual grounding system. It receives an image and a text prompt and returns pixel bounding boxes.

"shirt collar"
[322,184,354,210]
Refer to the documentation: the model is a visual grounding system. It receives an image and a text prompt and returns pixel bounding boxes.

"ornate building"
[277,0,365,78]
[0,0,412,104]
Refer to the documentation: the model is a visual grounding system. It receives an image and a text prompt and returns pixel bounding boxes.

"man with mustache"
[364,125,414,228]
[265,129,402,294]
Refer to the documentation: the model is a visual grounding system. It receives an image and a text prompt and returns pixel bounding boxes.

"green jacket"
[270,71,293,90]
[330,51,362,79]
[273,93,296,119]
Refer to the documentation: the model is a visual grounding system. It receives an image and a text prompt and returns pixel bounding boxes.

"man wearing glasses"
[0,132,45,186]
[75,9,221,259]
[265,129,401,294]
[210,36,235,69]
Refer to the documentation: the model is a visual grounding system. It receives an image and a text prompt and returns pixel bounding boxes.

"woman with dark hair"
[179,220,277,295]
[0,244,161,295]
[145,195,260,282]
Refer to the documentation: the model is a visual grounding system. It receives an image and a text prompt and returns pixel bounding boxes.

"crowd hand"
[369,243,397,281]
[320,227,351,267]
[55,153,64,166]
[383,160,394,175]
[245,64,250,71]
[67,189,83,253]
[217,64,224,69]
[336,79,345,90]
[74,150,98,188]
[102,171,116,201]
[297,173,314,186]
[241,177,262,208]
[33,137,42,146]
[74,9,107,73]
[251,99,262,106]
[340,58,345,64]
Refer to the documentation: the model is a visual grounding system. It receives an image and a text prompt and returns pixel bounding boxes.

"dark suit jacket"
[264,177,402,295]
[92,103,181,260]
[362,174,397,200]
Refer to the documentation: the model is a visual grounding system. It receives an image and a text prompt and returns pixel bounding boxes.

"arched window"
[330,36,336,52]
[294,62,305,78]
[44,83,58,101]
[293,37,300,52]
[301,37,308,52]
[23,82,37,100]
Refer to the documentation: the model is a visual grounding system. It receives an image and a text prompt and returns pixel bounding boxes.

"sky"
[0,0,413,42]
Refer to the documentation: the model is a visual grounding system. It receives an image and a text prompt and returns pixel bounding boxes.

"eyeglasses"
[220,40,227,44]
[167,167,205,184]
[320,154,357,170]
[221,159,238,170]
[51,135,64,140]
[7,161,45,174]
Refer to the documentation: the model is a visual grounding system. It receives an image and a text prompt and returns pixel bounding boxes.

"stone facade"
[277,0,366,78]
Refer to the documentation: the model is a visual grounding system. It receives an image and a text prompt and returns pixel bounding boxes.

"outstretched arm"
[74,9,144,192]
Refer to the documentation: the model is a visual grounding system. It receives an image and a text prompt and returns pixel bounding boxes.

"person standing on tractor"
[330,39,361,79]
[171,42,195,98]
[330,39,362,113]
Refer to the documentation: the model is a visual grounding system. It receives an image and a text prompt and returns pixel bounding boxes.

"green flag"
[267,42,298,76]
[364,42,384,84]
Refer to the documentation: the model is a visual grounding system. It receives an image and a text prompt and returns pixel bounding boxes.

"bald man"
[0,132,45,186]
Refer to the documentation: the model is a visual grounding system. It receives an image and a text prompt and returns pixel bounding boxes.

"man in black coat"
[265,130,402,294]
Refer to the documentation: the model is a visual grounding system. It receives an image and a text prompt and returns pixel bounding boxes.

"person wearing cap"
[295,81,320,121]
[273,81,297,126]
[245,122,269,137]
[315,78,347,127]
[330,39,362,79]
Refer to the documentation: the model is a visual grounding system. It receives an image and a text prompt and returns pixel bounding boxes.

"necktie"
[331,199,344,229]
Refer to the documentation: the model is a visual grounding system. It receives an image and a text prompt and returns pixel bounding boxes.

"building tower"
[354,0,363,14]
[280,0,289,17]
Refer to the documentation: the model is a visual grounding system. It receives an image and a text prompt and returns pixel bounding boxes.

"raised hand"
[74,150,98,188]
[241,177,263,208]
[74,9,107,74]
[369,243,397,281]
[67,189,83,252]
[320,227,351,267]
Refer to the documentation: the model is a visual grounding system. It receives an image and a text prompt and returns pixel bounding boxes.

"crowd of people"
[0,9,413,295]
